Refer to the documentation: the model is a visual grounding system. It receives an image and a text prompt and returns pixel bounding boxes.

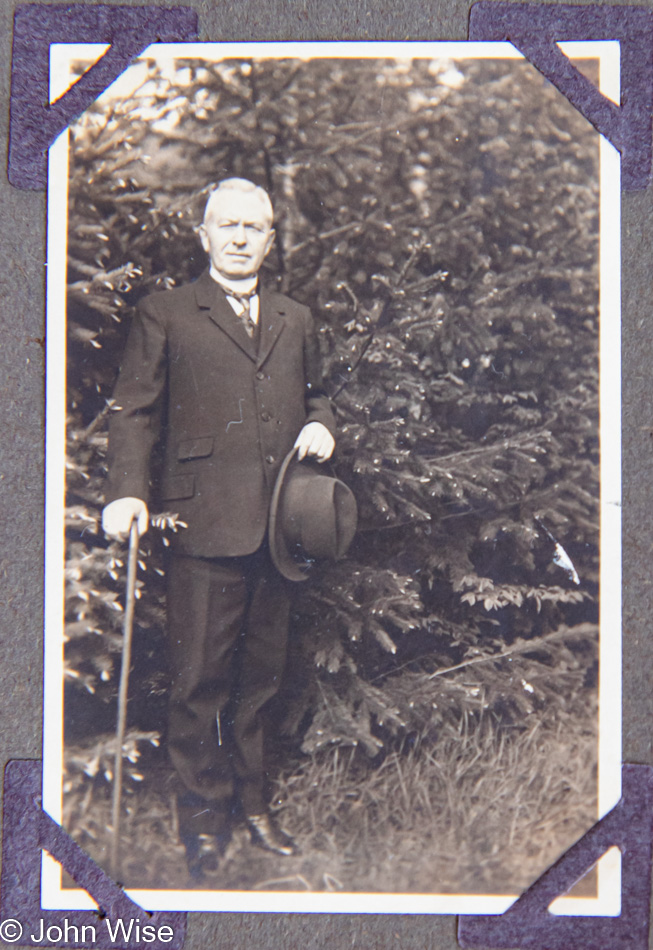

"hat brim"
[268,447,312,582]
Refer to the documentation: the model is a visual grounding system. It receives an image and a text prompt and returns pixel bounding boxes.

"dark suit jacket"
[105,269,335,558]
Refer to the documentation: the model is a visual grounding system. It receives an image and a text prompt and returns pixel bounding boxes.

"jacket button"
[256,371,265,380]
[266,455,275,464]
[261,411,270,422]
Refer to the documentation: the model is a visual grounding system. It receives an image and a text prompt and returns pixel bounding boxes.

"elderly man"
[102,178,335,875]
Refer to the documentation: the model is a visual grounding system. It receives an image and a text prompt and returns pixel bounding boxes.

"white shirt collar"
[209,267,258,296]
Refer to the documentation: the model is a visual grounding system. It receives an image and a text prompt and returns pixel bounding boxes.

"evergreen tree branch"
[428,624,596,680]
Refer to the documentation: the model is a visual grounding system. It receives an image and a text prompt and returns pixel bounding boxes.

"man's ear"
[264,228,276,258]
[198,223,209,254]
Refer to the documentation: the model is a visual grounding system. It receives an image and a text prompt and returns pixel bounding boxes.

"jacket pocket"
[161,474,195,501]
[177,436,214,461]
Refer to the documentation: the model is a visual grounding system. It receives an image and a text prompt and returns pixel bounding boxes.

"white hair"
[203,178,274,226]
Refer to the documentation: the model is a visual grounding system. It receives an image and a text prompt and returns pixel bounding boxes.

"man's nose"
[232,223,247,245]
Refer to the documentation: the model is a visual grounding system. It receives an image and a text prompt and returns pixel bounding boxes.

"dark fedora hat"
[269,448,357,582]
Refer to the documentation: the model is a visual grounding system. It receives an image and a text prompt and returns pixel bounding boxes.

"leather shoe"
[246,813,298,856]
[182,832,225,879]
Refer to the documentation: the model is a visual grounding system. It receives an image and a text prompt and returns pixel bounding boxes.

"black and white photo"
[43,41,621,914]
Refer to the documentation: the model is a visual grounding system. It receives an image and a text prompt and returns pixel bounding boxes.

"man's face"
[199,190,275,280]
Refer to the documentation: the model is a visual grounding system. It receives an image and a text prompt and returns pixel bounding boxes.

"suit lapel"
[257,287,286,369]
[194,269,257,362]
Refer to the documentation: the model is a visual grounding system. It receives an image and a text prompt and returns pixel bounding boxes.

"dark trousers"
[165,545,291,834]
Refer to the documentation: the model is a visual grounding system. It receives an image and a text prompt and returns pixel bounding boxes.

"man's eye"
[217,222,264,233]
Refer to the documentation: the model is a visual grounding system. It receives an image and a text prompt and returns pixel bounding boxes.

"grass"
[63,695,597,895]
[268,708,597,894]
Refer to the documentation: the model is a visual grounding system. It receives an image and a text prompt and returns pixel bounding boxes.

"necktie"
[228,289,257,339]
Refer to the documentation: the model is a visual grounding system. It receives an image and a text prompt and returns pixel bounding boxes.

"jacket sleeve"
[302,309,336,437]
[104,296,168,504]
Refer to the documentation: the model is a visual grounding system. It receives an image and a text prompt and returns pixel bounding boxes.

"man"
[102,178,335,875]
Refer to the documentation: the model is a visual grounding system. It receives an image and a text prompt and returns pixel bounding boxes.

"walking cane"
[110,519,140,880]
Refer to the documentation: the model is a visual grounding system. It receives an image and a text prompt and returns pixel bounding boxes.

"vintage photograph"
[43,42,621,913]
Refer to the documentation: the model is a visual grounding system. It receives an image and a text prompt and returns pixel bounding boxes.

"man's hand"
[102,497,149,541]
[294,422,335,463]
